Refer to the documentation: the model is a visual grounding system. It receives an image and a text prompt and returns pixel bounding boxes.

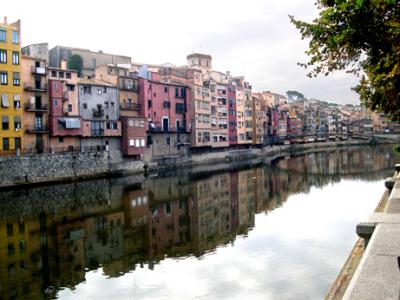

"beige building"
[95,64,140,117]
[49,46,132,77]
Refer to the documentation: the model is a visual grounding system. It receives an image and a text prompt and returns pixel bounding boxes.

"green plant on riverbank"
[393,144,400,155]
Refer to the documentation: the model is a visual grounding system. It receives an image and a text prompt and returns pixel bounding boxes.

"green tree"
[290,0,400,119]
[286,90,305,100]
[67,54,83,77]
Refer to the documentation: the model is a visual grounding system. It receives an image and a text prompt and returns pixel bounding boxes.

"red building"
[138,78,191,133]
[120,116,147,158]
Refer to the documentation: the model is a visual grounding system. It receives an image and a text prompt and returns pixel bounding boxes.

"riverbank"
[0,139,379,189]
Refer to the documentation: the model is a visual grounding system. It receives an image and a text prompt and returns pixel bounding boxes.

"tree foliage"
[286,90,305,100]
[67,54,83,77]
[290,0,400,119]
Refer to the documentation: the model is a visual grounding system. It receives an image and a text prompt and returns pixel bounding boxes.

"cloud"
[2,0,359,106]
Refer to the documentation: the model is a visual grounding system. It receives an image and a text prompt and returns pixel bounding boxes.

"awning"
[1,94,9,108]
[59,118,81,129]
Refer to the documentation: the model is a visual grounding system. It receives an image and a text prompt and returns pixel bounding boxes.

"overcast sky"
[3,0,360,104]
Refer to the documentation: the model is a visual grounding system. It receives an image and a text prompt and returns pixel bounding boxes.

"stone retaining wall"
[0,140,371,188]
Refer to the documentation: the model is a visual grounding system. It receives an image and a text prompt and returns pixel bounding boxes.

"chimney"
[3,16,7,25]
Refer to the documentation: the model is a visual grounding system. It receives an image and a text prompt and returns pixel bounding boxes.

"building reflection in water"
[0,145,397,299]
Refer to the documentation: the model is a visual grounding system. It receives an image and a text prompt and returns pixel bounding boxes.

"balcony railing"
[120,102,141,111]
[149,125,189,133]
[25,125,49,133]
[62,92,68,101]
[91,129,104,136]
[31,66,47,75]
[24,82,48,92]
[25,103,48,112]
[120,84,139,92]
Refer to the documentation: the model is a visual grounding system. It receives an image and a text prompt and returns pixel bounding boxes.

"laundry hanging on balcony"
[59,118,81,129]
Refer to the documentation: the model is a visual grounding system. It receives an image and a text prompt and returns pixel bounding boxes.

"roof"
[78,78,116,87]
[186,53,212,60]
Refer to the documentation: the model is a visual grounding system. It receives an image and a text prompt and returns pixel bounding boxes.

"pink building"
[48,66,83,150]
[228,83,237,145]
[138,78,190,133]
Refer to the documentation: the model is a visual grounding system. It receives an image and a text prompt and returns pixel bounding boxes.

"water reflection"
[0,145,397,300]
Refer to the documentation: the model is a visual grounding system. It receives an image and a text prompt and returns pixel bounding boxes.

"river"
[0,145,398,300]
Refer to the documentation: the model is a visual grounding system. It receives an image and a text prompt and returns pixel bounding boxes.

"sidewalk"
[342,170,400,299]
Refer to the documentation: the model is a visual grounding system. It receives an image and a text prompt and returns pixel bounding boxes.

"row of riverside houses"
[1,18,398,159]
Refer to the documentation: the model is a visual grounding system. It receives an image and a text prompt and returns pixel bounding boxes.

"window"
[0,29,5,42]
[59,71,64,78]
[106,122,118,130]
[83,103,87,109]
[135,139,140,147]
[66,72,71,79]
[15,138,21,150]
[0,72,7,85]
[97,89,102,95]
[51,70,57,77]
[59,137,64,143]
[163,101,171,108]
[68,104,72,112]
[111,102,114,107]
[12,31,19,44]
[14,116,21,131]
[3,137,9,150]
[141,139,145,147]
[1,93,9,107]
[12,51,19,65]
[13,94,20,109]
[104,101,109,108]
[176,103,185,114]
[129,139,134,146]
[83,86,91,94]
[164,86,168,93]
[148,100,152,108]
[12,72,20,86]
[2,116,9,130]
[0,49,6,63]
[66,84,74,92]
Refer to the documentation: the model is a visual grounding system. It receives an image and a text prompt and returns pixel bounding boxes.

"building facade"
[0,17,22,154]
[48,64,82,150]
[21,55,49,152]
[49,46,131,77]
[78,79,121,150]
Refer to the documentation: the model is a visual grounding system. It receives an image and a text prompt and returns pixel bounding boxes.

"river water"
[0,145,398,300]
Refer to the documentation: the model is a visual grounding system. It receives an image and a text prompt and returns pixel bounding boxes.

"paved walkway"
[343,173,400,299]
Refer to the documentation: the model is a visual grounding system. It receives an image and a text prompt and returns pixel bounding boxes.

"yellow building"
[0,17,23,154]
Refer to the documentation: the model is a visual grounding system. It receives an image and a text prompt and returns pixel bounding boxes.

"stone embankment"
[0,140,371,189]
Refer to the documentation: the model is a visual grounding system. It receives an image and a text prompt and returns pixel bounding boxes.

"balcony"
[62,92,68,101]
[31,66,47,75]
[25,103,48,112]
[120,84,139,92]
[91,129,104,136]
[24,82,47,92]
[25,125,49,133]
[149,125,189,133]
[92,105,104,118]
[120,102,141,111]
